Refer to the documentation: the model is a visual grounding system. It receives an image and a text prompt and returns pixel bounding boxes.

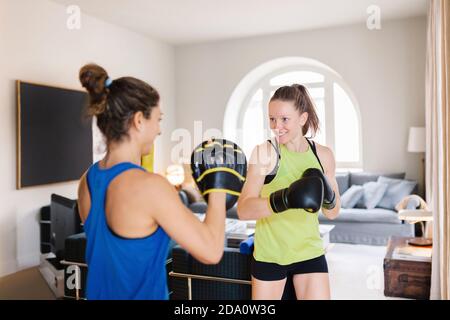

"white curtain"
[426,0,450,300]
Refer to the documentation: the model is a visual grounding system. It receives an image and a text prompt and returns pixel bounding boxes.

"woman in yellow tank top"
[237,84,341,300]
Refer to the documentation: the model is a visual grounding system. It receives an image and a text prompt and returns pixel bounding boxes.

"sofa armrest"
[64,232,86,263]
[169,245,252,300]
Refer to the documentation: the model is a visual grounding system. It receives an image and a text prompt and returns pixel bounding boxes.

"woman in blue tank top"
[76,64,232,300]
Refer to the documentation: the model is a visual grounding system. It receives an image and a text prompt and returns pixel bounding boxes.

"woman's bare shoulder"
[114,169,170,196]
[312,141,336,172]
[313,141,333,157]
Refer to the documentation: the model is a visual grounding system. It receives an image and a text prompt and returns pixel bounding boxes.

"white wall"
[0,0,176,277]
[175,17,427,192]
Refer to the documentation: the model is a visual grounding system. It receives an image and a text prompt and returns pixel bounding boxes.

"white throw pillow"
[340,185,364,209]
[356,181,389,209]
[377,176,417,210]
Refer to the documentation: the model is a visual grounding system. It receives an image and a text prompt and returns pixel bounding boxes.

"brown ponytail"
[79,63,160,143]
[270,84,320,138]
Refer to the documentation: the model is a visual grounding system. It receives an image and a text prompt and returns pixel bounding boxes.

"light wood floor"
[0,267,56,300]
[0,244,409,300]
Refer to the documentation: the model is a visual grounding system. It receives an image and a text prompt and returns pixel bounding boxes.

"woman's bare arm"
[237,143,276,220]
[317,145,341,220]
[146,174,226,264]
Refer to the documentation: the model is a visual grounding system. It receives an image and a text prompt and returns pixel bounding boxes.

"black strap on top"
[263,138,325,184]
[305,138,325,173]
[268,139,281,166]
[263,139,280,184]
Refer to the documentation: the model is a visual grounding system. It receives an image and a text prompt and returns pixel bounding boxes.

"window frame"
[236,64,363,170]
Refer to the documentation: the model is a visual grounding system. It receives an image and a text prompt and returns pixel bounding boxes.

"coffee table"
[194,213,335,251]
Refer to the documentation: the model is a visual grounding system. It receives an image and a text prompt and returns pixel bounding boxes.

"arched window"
[224,57,363,170]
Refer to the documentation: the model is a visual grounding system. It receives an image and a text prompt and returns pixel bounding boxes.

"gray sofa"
[318,172,417,246]
[181,171,418,247]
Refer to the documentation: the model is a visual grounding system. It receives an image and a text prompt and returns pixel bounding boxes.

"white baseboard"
[17,252,41,270]
[0,253,41,278]
[0,260,18,278]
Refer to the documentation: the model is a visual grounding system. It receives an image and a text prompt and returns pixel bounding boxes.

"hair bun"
[79,63,109,116]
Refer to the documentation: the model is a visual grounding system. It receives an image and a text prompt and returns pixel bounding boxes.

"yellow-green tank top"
[254,143,324,265]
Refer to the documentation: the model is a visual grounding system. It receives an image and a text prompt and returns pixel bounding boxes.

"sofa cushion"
[340,185,364,208]
[181,182,204,204]
[319,208,401,224]
[189,202,238,219]
[349,172,405,186]
[226,206,239,219]
[189,202,207,213]
[376,176,418,210]
[355,181,389,209]
[178,190,190,207]
[335,172,350,195]
[65,232,86,263]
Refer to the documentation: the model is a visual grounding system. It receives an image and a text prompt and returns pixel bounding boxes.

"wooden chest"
[383,237,431,300]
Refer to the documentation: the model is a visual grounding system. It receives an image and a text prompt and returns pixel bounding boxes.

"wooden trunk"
[383,237,431,300]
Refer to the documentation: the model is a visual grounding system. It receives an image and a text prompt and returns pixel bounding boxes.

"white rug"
[326,243,407,300]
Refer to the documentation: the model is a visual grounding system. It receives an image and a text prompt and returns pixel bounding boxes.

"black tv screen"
[17,81,93,189]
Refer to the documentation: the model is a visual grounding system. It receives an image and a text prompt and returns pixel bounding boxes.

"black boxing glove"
[269,176,324,214]
[191,138,247,210]
[301,168,336,210]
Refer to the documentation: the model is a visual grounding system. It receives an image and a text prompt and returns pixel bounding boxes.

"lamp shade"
[166,164,185,186]
[407,127,425,152]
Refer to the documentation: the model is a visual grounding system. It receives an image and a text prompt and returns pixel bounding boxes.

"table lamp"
[166,164,185,190]
[407,127,425,153]
[398,209,433,246]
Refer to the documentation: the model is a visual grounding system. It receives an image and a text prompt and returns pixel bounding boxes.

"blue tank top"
[84,161,170,300]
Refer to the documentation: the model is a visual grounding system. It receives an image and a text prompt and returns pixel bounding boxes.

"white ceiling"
[52,0,428,45]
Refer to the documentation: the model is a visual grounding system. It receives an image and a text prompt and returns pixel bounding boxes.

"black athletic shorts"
[251,255,328,281]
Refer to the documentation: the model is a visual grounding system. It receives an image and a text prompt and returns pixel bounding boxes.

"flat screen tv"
[16,81,93,189]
